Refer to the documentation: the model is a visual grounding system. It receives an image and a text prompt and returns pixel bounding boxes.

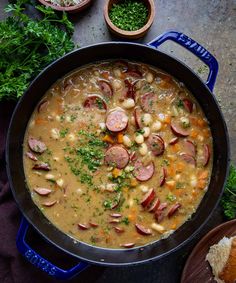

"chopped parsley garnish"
[136,129,145,135]
[177,99,184,107]
[166,193,176,202]
[60,128,68,137]
[70,114,77,122]
[121,217,130,225]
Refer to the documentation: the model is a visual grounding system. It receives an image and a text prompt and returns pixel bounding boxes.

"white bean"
[129,199,134,207]
[151,121,162,131]
[51,128,60,140]
[113,68,122,78]
[139,143,148,156]
[56,178,64,187]
[123,135,132,147]
[65,115,71,122]
[143,113,153,126]
[122,98,135,109]
[135,134,144,144]
[197,135,204,142]
[68,134,76,141]
[55,115,60,122]
[175,174,181,180]
[151,223,165,233]
[139,185,149,193]
[112,79,122,91]
[142,127,150,138]
[53,157,60,162]
[145,72,154,83]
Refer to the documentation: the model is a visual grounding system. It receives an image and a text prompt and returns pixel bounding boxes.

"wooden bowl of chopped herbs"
[104,0,155,39]
[38,0,93,13]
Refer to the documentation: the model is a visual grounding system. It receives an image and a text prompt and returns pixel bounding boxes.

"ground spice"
[109,0,148,31]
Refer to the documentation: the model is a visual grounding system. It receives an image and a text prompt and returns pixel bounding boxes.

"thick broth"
[23,61,212,248]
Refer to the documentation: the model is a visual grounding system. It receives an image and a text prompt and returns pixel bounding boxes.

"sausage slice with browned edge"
[171,121,190,137]
[141,188,155,207]
[98,80,113,98]
[106,109,128,132]
[133,160,155,182]
[83,95,107,110]
[183,140,196,157]
[147,134,165,156]
[28,137,47,154]
[105,145,129,169]
[135,223,152,235]
[140,92,158,113]
[168,203,181,218]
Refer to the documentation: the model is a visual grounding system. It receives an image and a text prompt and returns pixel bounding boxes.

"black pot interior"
[6,42,230,265]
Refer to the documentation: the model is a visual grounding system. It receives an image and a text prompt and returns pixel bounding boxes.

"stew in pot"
[23,60,213,248]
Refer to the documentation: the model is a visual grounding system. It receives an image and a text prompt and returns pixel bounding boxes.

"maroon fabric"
[0,102,104,283]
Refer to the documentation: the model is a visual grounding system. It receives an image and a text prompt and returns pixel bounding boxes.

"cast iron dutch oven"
[6,31,230,279]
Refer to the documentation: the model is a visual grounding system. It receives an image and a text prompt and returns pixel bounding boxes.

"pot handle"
[147,30,219,91]
[16,217,89,280]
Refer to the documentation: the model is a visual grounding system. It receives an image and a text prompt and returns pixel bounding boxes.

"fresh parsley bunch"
[221,164,236,219]
[0,0,74,101]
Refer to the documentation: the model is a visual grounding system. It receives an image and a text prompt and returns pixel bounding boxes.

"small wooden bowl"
[104,0,155,39]
[38,0,93,13]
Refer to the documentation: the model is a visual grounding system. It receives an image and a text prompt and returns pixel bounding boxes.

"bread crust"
[219,238,236,283]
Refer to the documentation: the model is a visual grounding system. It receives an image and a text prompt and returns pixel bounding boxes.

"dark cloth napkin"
[0,101,103,283]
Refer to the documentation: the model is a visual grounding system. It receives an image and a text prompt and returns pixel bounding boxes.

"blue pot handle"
[16,217,89,280]
[147,30,219,91]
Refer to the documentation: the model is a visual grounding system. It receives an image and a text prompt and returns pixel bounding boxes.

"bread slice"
[206,236,236,283]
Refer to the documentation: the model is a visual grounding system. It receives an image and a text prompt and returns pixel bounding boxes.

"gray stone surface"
[0,0,235,282]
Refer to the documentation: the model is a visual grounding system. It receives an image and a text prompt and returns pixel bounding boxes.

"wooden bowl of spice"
[104,0,155,39]
[38,0,93,13]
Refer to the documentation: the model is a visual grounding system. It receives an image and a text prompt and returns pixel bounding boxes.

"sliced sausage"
[133,160,155,182]
[78,223,89,230]
[158,203,168,211]
[83,95,107,110]
[155,210,165,223]
[105,110,128,132]
[109,219,120,224]
[98,80,113,98]
[26,151,38,161]
[135,223,152,235]
[171,121,190,137]
[130,151,138,162]
[28,137,47,154]
[105,145,129,169]
[37,100,49,113]
[180,153,196,166]
[125,69,142,78]
[114,227,124,234]
[159,167,167,187]
[110,213,122,218]
[141,188,155,207]
[183,140,196,157]
[155,202,168,223]
[34,187,52,196]
[203,144,210,166]
[89,222,99,228]
[124,79,135,99]
[148,198,160,212]
[147,134,165,156]
[140,92,158,113]
[32,163,51,171]
[134,106,143,129]
[42,200,57,207]
[169,137,179,145]
[168,203,181,218]
[111,192,121,209]
[183,99,193,113]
